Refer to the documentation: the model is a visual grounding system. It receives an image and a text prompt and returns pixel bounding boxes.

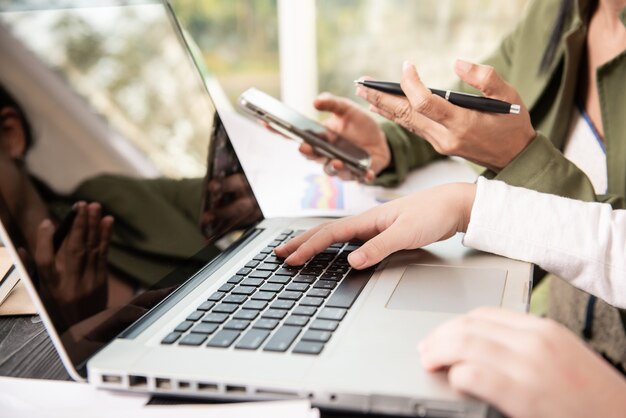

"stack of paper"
[0,376,318,418]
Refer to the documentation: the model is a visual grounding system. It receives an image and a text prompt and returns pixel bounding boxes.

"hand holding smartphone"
[238,88,372,178]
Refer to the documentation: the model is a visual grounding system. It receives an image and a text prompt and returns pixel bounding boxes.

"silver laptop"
[0,1,532,417]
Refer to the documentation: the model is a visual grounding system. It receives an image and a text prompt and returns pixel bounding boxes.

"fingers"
[454,59,518,102]
[400,61,455,126]
[313,92,354,116]
[218,173,250,196]
[279,208,397,267]
[34,219,56,282]
[347,221,410,268]
[419,316,515,371]
[446,362,516,417]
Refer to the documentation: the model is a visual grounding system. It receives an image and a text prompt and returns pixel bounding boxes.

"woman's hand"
[34,201,113,325]
[419,307,626,418]
[299,93,391,182]
[275,182,476,268]
[357,60,536,172]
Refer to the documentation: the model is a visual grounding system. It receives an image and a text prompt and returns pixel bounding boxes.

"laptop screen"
[0,0,260,374]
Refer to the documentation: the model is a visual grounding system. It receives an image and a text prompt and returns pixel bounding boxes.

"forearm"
[464,177,626,309]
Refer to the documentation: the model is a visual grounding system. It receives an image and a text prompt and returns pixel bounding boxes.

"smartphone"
[238,87,372,177]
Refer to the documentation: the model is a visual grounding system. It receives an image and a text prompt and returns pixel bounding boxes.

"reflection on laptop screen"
[0,0,259,372]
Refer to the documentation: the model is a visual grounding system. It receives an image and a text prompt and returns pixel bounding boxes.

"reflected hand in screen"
[200,173,262,240]
[34,201,114,326]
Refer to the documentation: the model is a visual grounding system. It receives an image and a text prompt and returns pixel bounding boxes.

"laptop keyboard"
[160,230,374,355]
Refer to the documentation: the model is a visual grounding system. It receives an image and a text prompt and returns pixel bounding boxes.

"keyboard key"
[281,229,294,235]
[275,267,298,277]
[307,288,331,298]
[241,278,264,287]
[299,297,324,307]
[227,275,243,284]
[267,275,290,285]
[317,307,347,321]
[325,268,374,309]
[257,263,279,271]
[286,283,309,292]
[218,283,234,293]
[206,330,240,348]
[268,240,282,248]
[232,286,256,296]
[314,280,338,290]
[253,253,266,261]
[264,255,283,264]
[213,303,238,314]
[249,270,271,279]
[262,309,287,320]
[260,246,274,254]
[223,319,251,331]
[191,322,219,334]
[175,321,194,332]
[259,283,283,293]
[263,326,302,352]
[270,300,295,310]
[186,311,205,321]
[245,260,260,268]
[179,333,207,346]
[293,341,324,355]
[207,291,225,302]
[223,294,247,304]
[301,330,332,343]
[292,306,317,316]
[310,319,339,332]
[233,309,259,320]
[277,291,303,301]
[251,291,275,301]
[284,315,309,327]
[161,332,182,344]
[276,233,290,241]
[253,318,279,330]
[237,267,252,276]
[321,272,343,281]
[197,301,215,311]
[235,329,270,350]
[293,275,316,284]
[202,313,229,323]
[344,244,360,251]
[242,300,268,310]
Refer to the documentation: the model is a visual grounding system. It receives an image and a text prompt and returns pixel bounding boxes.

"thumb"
[348,223,407,269]
[454,59,515,101]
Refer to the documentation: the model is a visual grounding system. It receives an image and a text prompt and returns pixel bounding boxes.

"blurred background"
[0,0,529,187]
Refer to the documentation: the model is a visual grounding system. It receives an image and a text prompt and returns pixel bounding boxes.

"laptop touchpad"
[386,265,506,314]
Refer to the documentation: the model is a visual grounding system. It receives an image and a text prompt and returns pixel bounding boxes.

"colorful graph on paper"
[301,175,344,209]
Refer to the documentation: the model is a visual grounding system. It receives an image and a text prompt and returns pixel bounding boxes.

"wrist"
[455,183,477,233]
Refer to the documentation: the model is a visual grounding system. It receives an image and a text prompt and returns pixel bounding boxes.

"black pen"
[354,80,520,115]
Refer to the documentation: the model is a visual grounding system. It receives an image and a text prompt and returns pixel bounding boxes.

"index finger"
[400,61,456,126]
[281,213,386,265]
[314,92,353,116]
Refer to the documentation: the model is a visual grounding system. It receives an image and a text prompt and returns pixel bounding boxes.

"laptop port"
[128,375,148,388]
[225,384,247,394]
[101,375,122,384]
[255,388,299,398]
[178,381,191,389]
[198,382,218,392]
[155,378,172,390]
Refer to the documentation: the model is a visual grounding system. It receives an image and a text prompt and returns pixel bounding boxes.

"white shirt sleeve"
[463,177,626,309]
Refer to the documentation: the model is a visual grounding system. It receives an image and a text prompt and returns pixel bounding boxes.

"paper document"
[220,110,477,218]
[0,376,318,418]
